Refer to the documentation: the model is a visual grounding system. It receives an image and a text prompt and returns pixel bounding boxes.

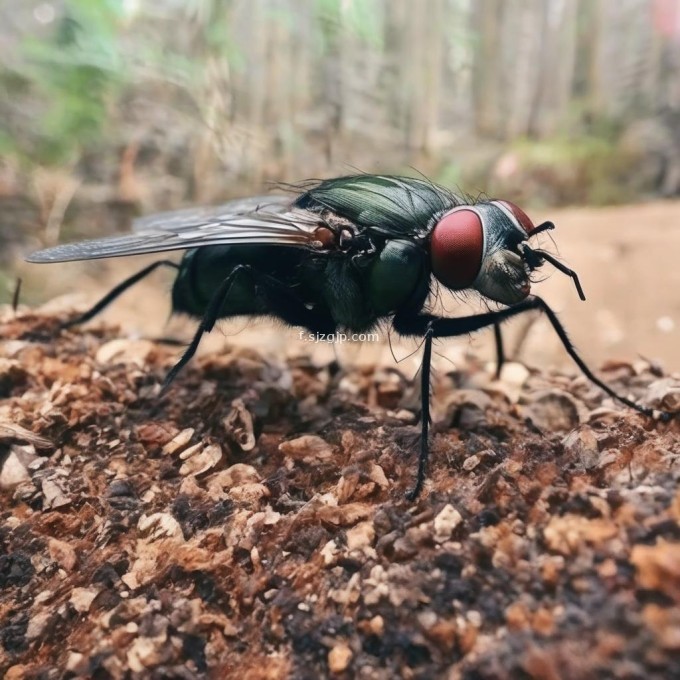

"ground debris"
[0,311,679,678]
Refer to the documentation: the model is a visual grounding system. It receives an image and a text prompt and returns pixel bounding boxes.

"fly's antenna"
[520,244,586,301]
[527,221,555,237]
[528,220,559,253]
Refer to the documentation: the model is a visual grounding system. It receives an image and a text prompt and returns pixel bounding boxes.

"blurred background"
[1,0,679,373]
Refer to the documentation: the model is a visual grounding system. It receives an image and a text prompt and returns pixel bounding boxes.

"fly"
[26,175,674,499]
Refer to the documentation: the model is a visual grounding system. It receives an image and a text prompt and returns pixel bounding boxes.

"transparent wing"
[131,195,290,232]
[27,194,325,263]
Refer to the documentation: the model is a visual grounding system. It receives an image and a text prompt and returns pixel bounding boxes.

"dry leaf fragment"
[48,537,77,571]
[328,643,353,673]
[562,426,600,469]
[162,428,195,456]
[543,515,618,555]
[631,541,680,601]
[346,521,376,551]
[137,513,184,542]
[279,435,334,462]
[0,446,35,488]
[206,464,262,497]
[224,399,256,451]
[41,478,70,509]
[463,454,481,471]
[433,504,463,542]
[26,611,52,641]
[368,464,389,488]
[95,338,154,366]
[179,443,222,477]
[127,637,163,672]
[525,390,581,431]
[227,482,270,505]
[644,378,680,412]
[136,422,179,448]
[316,502,373,526]
[0,422,52,449]
[69,587,99,613]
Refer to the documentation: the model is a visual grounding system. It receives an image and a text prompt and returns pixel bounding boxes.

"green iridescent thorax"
[366,240,426,316]
[295,175,460,237]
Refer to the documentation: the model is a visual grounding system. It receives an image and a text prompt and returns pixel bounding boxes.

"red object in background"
[653,0,680,40]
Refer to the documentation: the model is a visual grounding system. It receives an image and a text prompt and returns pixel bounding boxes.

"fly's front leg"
[406,325,433,501]
[393,295,673,499]
[493,322,505,379]
[395,295,670,420]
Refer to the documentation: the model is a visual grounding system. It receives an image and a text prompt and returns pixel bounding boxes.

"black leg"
[406,326,433,500]
[394,294,673,500]
[163,264,335,388]
[493,322,505,379]
[61,260,180,328]
[163,265,249,388]
[395,295,670,421]
[12,277,22,312]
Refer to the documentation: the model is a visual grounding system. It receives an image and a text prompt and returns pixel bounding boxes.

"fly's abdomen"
[171,246,259,318]
[171,250,202,317]
[171,245,307,320]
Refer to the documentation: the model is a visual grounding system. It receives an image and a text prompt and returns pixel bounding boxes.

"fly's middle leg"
[164,265,335,387]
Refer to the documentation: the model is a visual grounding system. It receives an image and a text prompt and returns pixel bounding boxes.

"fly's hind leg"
[61,260,180,328]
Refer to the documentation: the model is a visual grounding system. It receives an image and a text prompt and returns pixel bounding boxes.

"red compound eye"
[430,209,484,289]
[495,200,534,233]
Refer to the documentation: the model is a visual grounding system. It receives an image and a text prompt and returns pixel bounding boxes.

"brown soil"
[0,299,679,678]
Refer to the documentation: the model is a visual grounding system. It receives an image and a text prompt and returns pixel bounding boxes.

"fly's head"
[429,200,585,305]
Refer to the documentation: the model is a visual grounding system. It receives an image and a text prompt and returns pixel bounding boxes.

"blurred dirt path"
[20,200,680,376]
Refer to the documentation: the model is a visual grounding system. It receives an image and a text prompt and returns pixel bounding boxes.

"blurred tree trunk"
[504,0,540,139]
[471,0,503,138]
[552,0,579,128]
[319,4,347,166]
[421,0,444,156]
[265,0,294,180]
[244,0,267,186]
[580,0,605,118]
[526,0,551,137]
[290,0,314,173]
[404,0,427,153]
[385,0,409,152]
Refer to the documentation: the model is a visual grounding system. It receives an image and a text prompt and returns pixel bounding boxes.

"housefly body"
[27,175,673,499]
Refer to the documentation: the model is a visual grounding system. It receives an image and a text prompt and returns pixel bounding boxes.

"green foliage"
[0,0,231,167]
[6,0,125,165]
[315,0,384,49]
[500,134,635,206]
[435,162,463,193]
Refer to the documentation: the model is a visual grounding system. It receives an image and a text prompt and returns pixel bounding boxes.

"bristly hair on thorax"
[281,174,466,241]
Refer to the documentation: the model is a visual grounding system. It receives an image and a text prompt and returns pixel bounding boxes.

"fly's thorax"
[429,201,534,306]
[366,239,426,316]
